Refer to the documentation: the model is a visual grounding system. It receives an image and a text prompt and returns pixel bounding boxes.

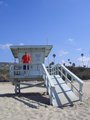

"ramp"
[50,75,79,107]
[42,63,83,107]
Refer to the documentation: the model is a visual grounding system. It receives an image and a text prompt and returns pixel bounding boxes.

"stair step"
[50,75,65,85]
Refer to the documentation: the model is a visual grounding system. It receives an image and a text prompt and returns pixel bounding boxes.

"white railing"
[42,64,55,105]
[47,64,84,101]
[10,63,42,78]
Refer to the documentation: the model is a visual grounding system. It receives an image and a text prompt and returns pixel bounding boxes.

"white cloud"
[61,60,70,66]
[76,48,82,51]
[68,38,74,43]
[59,50,69,57]
[19,43,24,46]
[0,44,13,49]
[77,56,90,67]
[0,43,26,49]
[0,1,3,5]
[77,56,90,62]
[0,1,8,7]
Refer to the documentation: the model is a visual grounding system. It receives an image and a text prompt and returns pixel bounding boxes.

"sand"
[0,81,90,120]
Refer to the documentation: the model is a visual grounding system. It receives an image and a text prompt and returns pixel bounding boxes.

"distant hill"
[0,62,13,82]
[0,62,10,70]
[67,66,90,80]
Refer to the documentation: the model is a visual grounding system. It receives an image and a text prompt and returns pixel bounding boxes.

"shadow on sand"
[0,92,50,109]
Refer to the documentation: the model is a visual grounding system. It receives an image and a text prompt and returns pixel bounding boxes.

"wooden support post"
[65,72,68,84]
[71,77,73,91]
[79,84,83,101]
[61,67,63,79]
[15,80,20,95]
[50,87,54,105]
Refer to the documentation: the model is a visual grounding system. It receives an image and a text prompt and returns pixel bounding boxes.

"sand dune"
[0,81,90,120]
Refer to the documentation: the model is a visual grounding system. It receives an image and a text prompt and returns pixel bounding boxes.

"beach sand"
[0,81,90,120]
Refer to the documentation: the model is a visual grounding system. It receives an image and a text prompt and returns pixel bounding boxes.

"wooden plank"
[51,75,79,106]
[50,75,65,85]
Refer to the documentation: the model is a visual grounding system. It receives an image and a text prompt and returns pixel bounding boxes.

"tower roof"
[10,45,53,58]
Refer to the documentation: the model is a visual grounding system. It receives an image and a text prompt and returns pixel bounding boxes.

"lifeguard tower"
[10,45,52,92]
[10,45,84,107]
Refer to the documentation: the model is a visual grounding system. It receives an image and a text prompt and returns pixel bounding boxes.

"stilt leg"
[15,81,20,95]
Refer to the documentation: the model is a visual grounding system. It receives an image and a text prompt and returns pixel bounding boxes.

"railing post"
[71,77,73,91]
[54,67,55,75]
[65,72,68,84]
[43,72,46,86]
[45,75,48,87]
[50,67,52,75]
[50,87,54,105]
[61,67,63,79]
[55,66,57,75]
[57,66,58,75]
[55,67,57,75]
[79,83,83,101]
[52,67,53,75]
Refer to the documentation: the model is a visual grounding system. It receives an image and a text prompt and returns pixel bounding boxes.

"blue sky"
[0,0,90,66]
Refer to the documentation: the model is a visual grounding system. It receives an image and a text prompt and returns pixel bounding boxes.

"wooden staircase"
[42,63,84,107]
[50,75,79,107]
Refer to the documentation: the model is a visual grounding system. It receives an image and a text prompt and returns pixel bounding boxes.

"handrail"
[10,63,42,78]
[10,63,41,69]
[49,64,83,85]
[47,64,84,101]
[42,64,54,87]
[58,69,83,94]
[42,64,55,105]
[61,64,84,85]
